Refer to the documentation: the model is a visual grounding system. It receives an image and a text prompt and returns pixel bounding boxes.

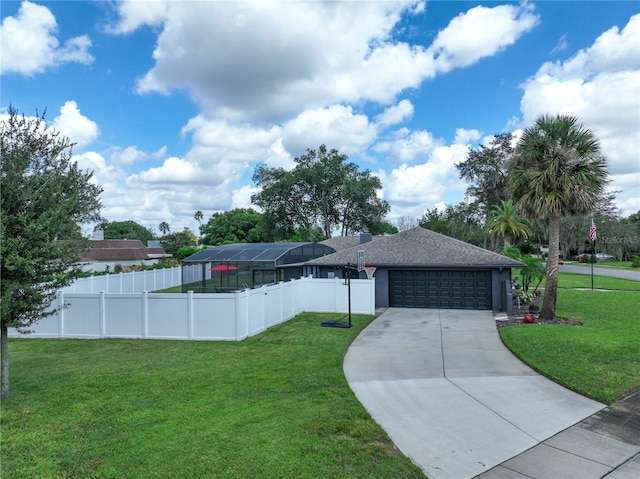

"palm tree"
[508,114,608,319]
[194,210,204,226]
[484,200,531,247]
[158,221,170,237]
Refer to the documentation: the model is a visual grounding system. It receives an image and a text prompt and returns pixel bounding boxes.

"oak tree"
[1,108,102,398]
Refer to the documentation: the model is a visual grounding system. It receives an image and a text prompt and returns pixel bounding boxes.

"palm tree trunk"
[1,324,9,398]
[541,214,560,320]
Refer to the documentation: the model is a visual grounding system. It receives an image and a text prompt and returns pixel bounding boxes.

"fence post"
[142,291,148,338]
[188,291,194,339]
[58,290,64,338]
[100,291,106,337]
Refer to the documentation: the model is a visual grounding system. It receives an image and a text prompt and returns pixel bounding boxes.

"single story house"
[303,227,522,313]
[79,239,169,272]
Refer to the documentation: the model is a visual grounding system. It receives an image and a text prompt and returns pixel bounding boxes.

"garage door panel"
[389,270,492,310]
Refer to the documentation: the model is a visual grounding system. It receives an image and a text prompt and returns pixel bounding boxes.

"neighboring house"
[80,239,170,272]
[303,227,522,313]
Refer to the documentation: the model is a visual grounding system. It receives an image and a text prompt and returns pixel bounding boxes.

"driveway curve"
[343,308,605,479]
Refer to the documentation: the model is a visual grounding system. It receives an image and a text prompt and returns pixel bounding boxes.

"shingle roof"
[80,240,167,262]
[306,227,523,268]
[319,234,384,252]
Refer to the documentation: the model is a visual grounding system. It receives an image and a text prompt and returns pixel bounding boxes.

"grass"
[500,289,640,404]
[564,260,637,271]
[1,313,425,479]
[556,272,640,291]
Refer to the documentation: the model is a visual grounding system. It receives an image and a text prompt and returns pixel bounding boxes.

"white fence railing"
[11,277,376,341]
[63,266,185,294]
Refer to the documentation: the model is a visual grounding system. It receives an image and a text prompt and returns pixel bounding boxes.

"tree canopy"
[252,145,390,239]
[1,107,103,398]
[418,203,484,246]
[160,229,199,255]
[509,114,609,319]
[457,133,514,219]
[200,208,266,245]
[97,220,155,243]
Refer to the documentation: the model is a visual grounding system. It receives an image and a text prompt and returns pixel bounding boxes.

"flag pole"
[589,218,597,291]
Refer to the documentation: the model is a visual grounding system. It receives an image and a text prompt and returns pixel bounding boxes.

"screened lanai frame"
[181,242,336,293]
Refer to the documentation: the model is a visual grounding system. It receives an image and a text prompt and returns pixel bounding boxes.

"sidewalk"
[343,308,638,479]
[476,389,640,478]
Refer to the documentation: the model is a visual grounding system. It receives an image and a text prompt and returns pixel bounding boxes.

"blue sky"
[2,0,639,236]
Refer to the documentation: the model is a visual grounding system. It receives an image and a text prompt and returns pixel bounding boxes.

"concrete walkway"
[343,308,638,479]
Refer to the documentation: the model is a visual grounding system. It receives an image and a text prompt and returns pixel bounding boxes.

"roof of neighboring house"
[80,240,168,262]
[319,234,384,252]
[306,227,523,268]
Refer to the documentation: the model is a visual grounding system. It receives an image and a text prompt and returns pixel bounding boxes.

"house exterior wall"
[491,268,513,315]
[313,265,513,312]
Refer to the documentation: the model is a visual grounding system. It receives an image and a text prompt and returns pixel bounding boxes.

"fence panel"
[265,283,284,328]
[62,267,183,294]
[147,293,190,339]
[193,294,237,340]
[103,294,144,337]
[10,276,375,341]
[247,287,267,336]
[63,294,103,338]
[281,280,297,320]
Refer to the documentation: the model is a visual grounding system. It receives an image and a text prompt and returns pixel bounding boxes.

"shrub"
[632,255,640,268]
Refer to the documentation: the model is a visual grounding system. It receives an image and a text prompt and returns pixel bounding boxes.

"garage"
[389,270,492,310]
[305,227,522,313]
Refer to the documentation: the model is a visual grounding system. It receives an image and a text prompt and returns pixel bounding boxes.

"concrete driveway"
[343,308,605,479]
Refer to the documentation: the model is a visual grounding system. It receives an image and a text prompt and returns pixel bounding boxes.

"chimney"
[359,232,372,244]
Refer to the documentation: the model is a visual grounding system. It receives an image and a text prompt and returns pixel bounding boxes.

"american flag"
[589,219,597,242]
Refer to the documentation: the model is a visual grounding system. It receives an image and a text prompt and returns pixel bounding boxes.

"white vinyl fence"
[10,277,375,341]
[62,266,188,294]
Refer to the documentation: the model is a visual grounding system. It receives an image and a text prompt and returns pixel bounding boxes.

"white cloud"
[73,151,123,188]
[375,100,415,128]
[550,34,568,54]
[454,128,482,145]
[520,13,640,216]
[0,1,93,76]
[427,2,539,74]
[231,185,258,210]
[282,105,378,156]
[374,128,442,164]
[109,1,537,121]
[110,145,167,166]
[51,101,100,149]
[379,143,470,219]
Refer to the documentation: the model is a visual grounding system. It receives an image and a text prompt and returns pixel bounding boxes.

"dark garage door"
[389,270,492,309]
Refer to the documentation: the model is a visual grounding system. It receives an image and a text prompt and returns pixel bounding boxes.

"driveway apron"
[343,308,605,479]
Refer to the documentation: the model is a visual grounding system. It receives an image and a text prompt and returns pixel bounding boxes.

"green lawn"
[557,272,640,291]
[564,260,637,271]
[500,289,640,404]
[1,313,425,479]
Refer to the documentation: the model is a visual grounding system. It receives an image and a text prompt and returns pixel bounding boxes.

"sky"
[2,0,639,237]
